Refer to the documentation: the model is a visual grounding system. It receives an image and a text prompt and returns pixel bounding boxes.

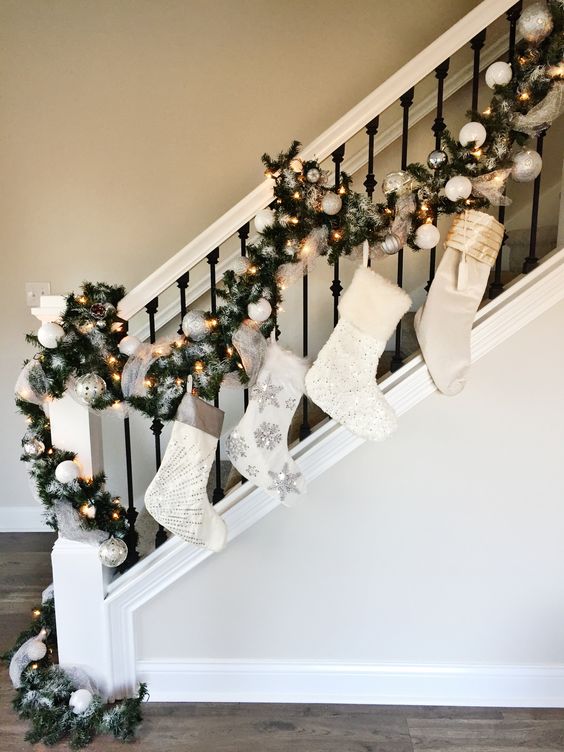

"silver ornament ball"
[381,234,403,255]
[23,438,45,457]
[306,167,321,183]
[75,373,107,405]
[382,170,413,196]
[427,150,448,170]
[511,149,543,182]
[181,310,209,341]
[98,536,128,568]
[321,192,342,215]
[517,2,553,44]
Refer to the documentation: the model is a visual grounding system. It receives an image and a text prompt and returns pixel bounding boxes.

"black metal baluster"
[177,272,190,336]
[522,131,546,273]
[122,415,139,568]
[238,223,250,411]
[390,87,414,373]
[364,116,380,201]
[299,272,310,440]
[330,144,345,326]
[146,297,167,548]
[489,2,522,299]
[427,59,450,290]
[470,30,487,112]
[207,248,224,503]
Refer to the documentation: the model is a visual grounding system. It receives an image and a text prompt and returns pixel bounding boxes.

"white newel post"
[32,296,113,698]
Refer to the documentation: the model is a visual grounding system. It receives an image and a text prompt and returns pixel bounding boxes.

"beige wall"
[0,0,507,520]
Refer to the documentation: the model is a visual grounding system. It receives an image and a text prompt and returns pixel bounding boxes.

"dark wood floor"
[2,532,564,751]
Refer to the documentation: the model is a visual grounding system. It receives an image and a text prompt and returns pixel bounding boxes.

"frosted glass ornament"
[55,460,80,484]
[37,322,64,349]
[27,640,47,661]
[306,167,321,183]
[511,149,543,182]
[414,223,441,250]
[254,208,275,233]
[459,121,487,147]
[118,335,141,357]
[247,298,272,322]
[485,61,512,88]
[181,310,208,341]
[517,2,553,43]
[98,537,128,568]
[69,689,94,715]
[23,438,45,457]
[382,170,413,196]
[321,192,342,215]
[444,175,473,201]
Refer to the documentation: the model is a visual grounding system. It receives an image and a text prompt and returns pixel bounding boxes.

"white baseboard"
[136,660,564,707]
[0,505,50,532]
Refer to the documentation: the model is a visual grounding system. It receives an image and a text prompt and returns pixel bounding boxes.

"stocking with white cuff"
[414,210,504,396]
[144,392,227,551]
[226,340,308,507]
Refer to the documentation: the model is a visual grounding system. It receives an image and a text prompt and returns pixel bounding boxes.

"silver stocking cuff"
[176,393,224,438]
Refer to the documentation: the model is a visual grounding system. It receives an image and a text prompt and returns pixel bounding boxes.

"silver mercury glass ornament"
[382,170,413,196]
[517,2,553,44]
[427,149,448,170]
[23,438,45,457]
[181,310,209,341]
[306,167,321,183]
[98,536,128,568]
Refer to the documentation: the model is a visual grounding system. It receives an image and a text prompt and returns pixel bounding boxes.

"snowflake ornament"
[254,422,282,450]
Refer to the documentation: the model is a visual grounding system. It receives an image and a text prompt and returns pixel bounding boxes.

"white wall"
[134,297,564,702]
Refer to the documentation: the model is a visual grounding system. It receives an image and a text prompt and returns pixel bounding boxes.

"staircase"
[33,0,564,704]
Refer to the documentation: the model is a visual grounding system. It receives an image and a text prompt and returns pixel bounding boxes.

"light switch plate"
[26,282,51,307]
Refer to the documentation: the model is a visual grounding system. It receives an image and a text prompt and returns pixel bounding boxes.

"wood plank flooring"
[1,532,563,751]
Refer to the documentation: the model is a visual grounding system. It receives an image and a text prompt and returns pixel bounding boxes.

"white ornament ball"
[459,121,487,148]
[485,61,512,88]
[69,689,94,715]
[55,460,80,484]
[444,175,473,201]
[254,208,275,233]
[414,223,441,250]
[230,256,250,275]
[289,158,303,173]
[75,373,107,405]
[83,504,96,519]
[517,2,553,44]
[37,322,64,349]
[181,310,208,341]
[382,170,413,196]
[247,298,272,323]
[511,149,543,182]
[118,335,141,357]
[98,537,128,568]
[306,167,321,183]
[27,640,47,661]
[321,192,342,216]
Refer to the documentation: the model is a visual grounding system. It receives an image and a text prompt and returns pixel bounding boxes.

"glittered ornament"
[89,302,107,319]
[254,208,275,233]
[517,2,553,44]
[69,689,94,715]
[306,167,321,183]
[23,438,45,457]
[55,460,80,484]
[485,61,512,88]
[75,373,107,405]
[98,536,128,568]
[511,149,543,182]
[415,223,441,250]
[27,640,47,661]
[427,149,448,169]
[444,175,473,201]
[230,256,250,275]
[382,170,413,196]
[248,298,272,322]
[118,334,142,357]
[37,322,64,349]
[459,121,487,147]
[321,192,342,215]
[381,234,403,255]
[181,310,208,341]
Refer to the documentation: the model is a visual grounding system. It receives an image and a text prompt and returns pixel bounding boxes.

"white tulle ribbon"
[371,193,416,258]
[471,168,512,206]
[9,632,49,688]
[121,341,172,399]
[223,321,267,389]
[54,500,109,546]
[15,361,50,409]
[512,80,564,136]
[276,226,328,288]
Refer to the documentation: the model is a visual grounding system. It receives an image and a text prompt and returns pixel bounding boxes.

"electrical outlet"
[25,282,51,308]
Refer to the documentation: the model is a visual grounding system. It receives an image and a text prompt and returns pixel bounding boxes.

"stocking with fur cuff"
[414,210,504,396]
[226,340,308,507]
[305,267,411,440]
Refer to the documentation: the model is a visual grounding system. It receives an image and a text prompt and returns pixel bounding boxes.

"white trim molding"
[136,660,564,707]
[103,246,564,700]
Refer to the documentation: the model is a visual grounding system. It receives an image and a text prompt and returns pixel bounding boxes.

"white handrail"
[118,0,514,321]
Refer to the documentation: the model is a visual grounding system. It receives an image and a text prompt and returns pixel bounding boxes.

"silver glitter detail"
[267,462,302,501]
[285,397,297,410]
[254,422,282,450]
[226,432,249,461]
[251,376,283,413]
[245,465,259,478]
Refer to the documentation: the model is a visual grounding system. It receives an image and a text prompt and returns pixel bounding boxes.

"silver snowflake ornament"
[226,431,249,461]
[245,465,259,478]
[251,377,283,413]
[268,462,302,501]
[254,421,282,450]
